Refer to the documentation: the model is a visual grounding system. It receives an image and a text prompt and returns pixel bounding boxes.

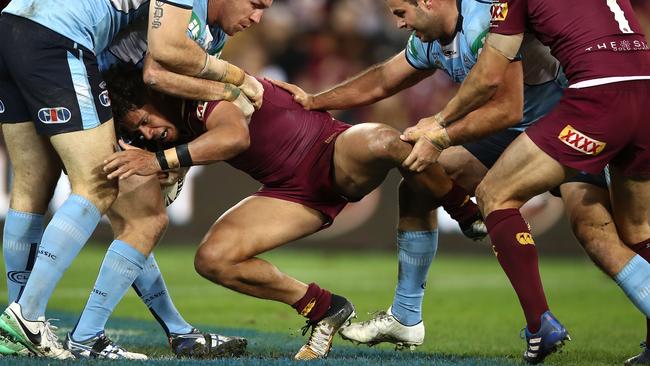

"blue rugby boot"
[170,328,247,358]
[625,342,650,365]
[522,311,570,364]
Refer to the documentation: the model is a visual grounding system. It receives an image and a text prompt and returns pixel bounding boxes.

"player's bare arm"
[104,102,250,179]
[143,55,255,118]
[401,59,524,172]
[437,33,524,125]
[147,1,263,106]
[404,60,524,144]
[272,51,434,110]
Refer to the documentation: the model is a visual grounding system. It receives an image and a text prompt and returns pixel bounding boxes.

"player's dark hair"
[389,0,418,5]
[102,62,148,123]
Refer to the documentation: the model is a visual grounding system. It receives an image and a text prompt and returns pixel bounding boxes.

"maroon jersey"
[183,79,350,187]
[490,0,650,84]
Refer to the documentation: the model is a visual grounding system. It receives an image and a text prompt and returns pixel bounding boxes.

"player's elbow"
[229,125,250,157]
[147,41,181,69]
[142,61,163,88]
[502,104,523,127]
[474,65,504,97]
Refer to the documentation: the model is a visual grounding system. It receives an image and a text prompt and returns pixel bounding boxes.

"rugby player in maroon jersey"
[101,65,485,360]
[401,0,650,364]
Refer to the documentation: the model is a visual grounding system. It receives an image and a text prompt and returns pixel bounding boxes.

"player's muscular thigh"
[2,122,61,213]
[50,120,118,213]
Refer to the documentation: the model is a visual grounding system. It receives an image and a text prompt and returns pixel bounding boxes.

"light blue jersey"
[98,0,226,72]
[405,0,567,131]
[2,0,194,55]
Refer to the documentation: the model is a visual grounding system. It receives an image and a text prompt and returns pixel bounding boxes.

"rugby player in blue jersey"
[272,0,643,363]
[0,0,268,359]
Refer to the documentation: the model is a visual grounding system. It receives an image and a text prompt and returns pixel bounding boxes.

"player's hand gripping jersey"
[489,0,650,86]
[405,0,567,132]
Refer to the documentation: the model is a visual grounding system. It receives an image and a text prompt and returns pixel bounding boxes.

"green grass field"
[0,244,644,365]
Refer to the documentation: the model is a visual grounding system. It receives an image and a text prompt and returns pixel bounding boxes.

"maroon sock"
[629,239,650,345]
[485,208,549,333]
[439,181,480,226]
[292,283,332,322]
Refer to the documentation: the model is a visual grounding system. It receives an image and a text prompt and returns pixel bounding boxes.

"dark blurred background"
[1,0,649,256]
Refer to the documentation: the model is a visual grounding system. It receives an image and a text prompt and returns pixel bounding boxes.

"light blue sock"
[3,209,44,304]
[18,194,101,320]
[132,253,193,336]
[71,240,146,341]
[391,230,438,326]
[615,255,650,317]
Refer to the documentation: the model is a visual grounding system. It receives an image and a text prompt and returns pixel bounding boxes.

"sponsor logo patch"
[99,90,111,107]
[558,125,606,156]
[490,2,509,21]
[0,99,5,114]
[300,298,317,316]
[196,102,208,121]
[516,232,535,246]
[37,107,71,124]
[7,271,30,285]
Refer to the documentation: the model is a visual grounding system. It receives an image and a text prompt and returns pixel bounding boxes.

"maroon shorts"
[254,121,352,227]
[526,80,650,177]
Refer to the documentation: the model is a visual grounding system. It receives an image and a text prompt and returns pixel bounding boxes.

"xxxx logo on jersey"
[558,125,606,156]
[490,2,509,21]
[515,232,535,246]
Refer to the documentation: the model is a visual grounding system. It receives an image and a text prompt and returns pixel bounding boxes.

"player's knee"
[615,216,650,246]
[141,211,169,243]
[194,242,235,284]
[73,183,119,214]
[475,180,495,214]
[366,125,407,162]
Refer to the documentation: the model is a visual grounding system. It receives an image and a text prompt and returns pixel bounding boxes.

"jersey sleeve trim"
[405,51,434,71]
[159,0,193,10]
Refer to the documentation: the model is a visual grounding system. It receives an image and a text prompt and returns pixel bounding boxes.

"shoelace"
[301,321,334,354]
[358,311,392,327]
[519,328,528,341]
[42,319,62,347]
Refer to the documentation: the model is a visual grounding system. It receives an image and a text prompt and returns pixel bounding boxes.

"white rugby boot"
[0,302,74,359]
[65,332,147,359]
[339,307,424,349]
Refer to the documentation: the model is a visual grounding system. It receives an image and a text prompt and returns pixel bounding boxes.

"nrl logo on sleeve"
[490,2,509,21]
[558,125,606,156]
[0,99,5,114]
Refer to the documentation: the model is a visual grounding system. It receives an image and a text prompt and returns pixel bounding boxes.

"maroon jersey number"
[606,0,634,34]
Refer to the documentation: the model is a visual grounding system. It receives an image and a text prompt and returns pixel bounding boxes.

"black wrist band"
[176,144,193,167]
[156,150,170,170]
